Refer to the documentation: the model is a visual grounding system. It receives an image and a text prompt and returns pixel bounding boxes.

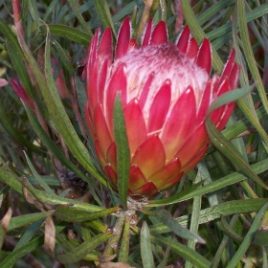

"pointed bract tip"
[177,25,191,53]
[151,20,168,45]
[196,38,212,73]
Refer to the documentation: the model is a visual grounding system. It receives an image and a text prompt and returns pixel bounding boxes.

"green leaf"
[0,166,23,195]
[253,231,268,246]
[237,0,268,114]
[153,209,205,243]
[114,96,130,207]
[54,206,118,222]
[24,152,54,195]
[0,21,33,97]
[231,19,268,152]
[226,203,268,268]
[57,232,112,264]
[24,179,103,211]
[15,220,43,249]
[0,225,4,249]
[208,86,253,114]
[206,118,268,190]
[112,2,137,23]
[8,212,49,231]
[197,0,234,25]
[66,0,92,35]
[148,166,247,207]
[118,216,131,262]
[140,222,155,268]
[0,237,42,268]
[0,101,39,153]
[94,0,115,35]
[17,24,105,185]
[49,24,90,45]
[185,170,203,268]
[151,198,268,234]
[208,4,268,40]
[155,236,210,268]
[25,108,90,184]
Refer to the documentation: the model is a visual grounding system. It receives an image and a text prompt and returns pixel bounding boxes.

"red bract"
[86,18,239,196]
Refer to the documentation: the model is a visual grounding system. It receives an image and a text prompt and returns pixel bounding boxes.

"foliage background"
[0,0,268,267]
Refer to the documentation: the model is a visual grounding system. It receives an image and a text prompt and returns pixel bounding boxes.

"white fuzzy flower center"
[112,44,209,121]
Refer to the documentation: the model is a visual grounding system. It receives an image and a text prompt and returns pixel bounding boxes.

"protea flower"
[85,18,239,196]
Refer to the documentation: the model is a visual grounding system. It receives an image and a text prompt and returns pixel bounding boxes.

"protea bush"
[86,18,239,196]
[0,1,268,267]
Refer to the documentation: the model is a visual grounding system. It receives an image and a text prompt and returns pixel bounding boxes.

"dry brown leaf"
[44,215,56,254]
[1,207,12,231]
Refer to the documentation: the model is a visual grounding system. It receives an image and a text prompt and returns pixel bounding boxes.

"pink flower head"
[85,18,239,196]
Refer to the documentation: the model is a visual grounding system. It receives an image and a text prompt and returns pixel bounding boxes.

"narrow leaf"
[153,210,205,243]
[9,212,49,231]
[24,152,54,195]
[226,203,268,268]
[155,236,211,268]
[151,198,268,234]
[114,96,130,207]
[0,237,42,268]
[49,24,90,45]
[140,222,155,268]
[118,216,131,262]
[55,206,118,222]
[206,118,268,190]
[57,232,112,264]
[237,0,268,114]
[94,0,115,35]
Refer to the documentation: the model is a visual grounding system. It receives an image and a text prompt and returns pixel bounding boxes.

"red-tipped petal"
[150,158,181,189]
[142,20,153,46]
[220,49,235,81]
[87,29,100,71]
[176,123,207,167]
[211,79,229,124]
[197,81,212,121]
[229,63,239,89]
[129,165,147,192]
[98,28,113,59]
[150,21,168,45]
[186,38,198,58]
[148,80,171,132]
[139,72,155,109]
[115,17,131,59]
[176,26,190,53]
[94,105,113,158]
[196,39,212,73]
[106,63,127,129]
[182,145,208,172]
[97,58,109,104]
[87,61,98,111]
[124,100,147,155]
[104,164,117,185]
[87,31,100,109]
[132,135,165,178]
[10,79,35,110]
[161,87,197,161]
[216,103,235,130]
[163,173,184,190]
[85,102,95,135]
[135,182,158,196]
